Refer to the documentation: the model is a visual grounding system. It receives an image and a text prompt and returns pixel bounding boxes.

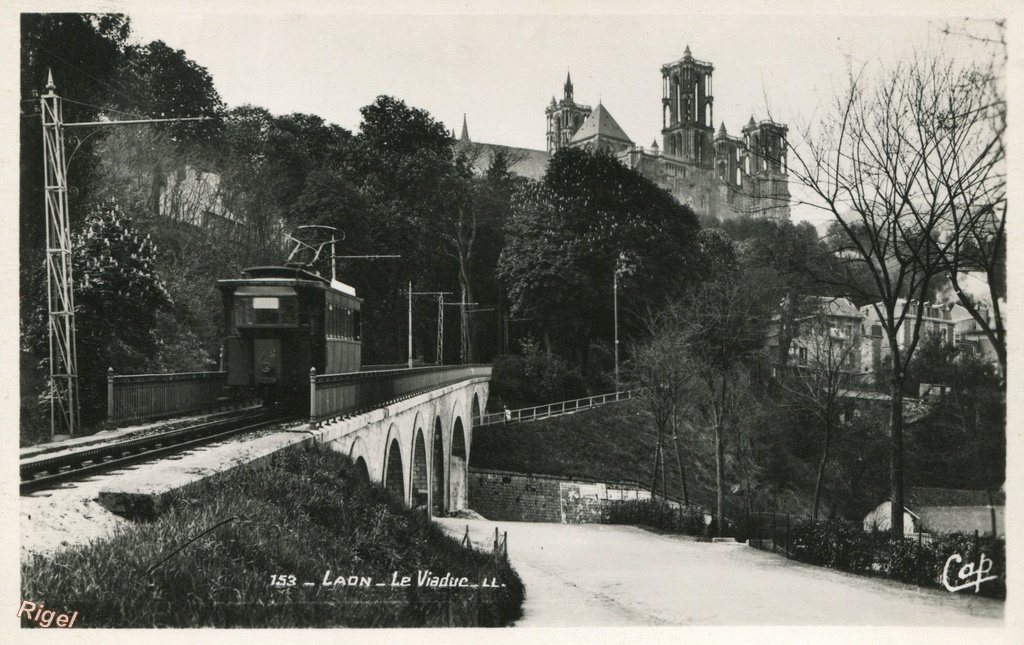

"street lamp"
[614,252,635,392]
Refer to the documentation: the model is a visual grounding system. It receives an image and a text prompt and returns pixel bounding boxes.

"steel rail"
[20,410,293,495]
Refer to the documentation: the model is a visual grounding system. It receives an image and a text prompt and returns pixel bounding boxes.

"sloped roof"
[906,486,1005,508]
[569,103,633,146]
[459,141,549,181]
[810,295,861,319]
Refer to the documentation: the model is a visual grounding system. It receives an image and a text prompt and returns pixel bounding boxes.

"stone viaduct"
[311,373,490,516]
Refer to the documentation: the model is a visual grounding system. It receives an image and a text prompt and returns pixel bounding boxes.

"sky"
[127,12,956,151]
[123,6,1003,228]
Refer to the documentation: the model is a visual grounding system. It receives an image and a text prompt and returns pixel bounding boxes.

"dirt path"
[436,518,1004,627]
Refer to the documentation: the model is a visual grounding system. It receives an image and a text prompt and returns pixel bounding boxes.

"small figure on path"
[504,406,512,423]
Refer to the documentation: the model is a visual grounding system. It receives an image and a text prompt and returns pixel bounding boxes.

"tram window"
[234,296,297,325]
[323,299,361,341]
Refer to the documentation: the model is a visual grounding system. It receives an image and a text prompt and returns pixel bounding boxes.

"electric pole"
[41,70,78,438]
[410,289,454,365]
[40,70,208,438]
[442,297,480,364]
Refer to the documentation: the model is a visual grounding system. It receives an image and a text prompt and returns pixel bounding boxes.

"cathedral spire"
[564,70,574,101]
[459,113,470,142]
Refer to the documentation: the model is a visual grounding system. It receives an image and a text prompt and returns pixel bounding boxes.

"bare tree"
[674,275,770,535]
[928,20,1007,376]
[776,298,859,520]
[628,312,693,504]
[787,43,1004,534]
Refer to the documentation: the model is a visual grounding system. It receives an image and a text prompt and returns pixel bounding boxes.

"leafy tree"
[490,339,586,409]
[904,335,1004,512]
[721,217,836,365]
[20,14,133,335]
[25,205,171,424]
[498,147,701,374]
[119,40,224,140]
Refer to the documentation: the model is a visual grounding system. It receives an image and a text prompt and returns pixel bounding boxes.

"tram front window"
[234,295,297,326]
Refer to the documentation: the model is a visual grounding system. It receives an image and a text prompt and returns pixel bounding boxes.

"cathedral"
[461,46,790,221]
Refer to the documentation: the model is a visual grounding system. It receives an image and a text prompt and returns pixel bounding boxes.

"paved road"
[436,518,1004,627]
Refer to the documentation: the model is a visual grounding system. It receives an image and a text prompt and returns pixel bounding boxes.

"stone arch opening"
[353,456,369,480]
[471,394,481,427]
[411,428,428,510]
[431,417,445,516]
[449,418,468,512]
[384,438,405,501]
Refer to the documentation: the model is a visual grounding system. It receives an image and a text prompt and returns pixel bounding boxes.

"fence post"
[917,530,923,586]
[309,367,317,428]
[786,513,791,559]
[107,367,114,419]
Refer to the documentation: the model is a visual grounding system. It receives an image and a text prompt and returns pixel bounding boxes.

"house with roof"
[951,301,1004,374]
[862,486,1005,538]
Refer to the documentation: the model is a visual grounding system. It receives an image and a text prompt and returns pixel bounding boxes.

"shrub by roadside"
[604,499,708,536]
[21,445,525,627]
[787,519,1005,600]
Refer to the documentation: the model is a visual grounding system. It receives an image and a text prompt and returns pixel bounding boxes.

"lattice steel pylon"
[41,70,80,437]
[436,293,444,366]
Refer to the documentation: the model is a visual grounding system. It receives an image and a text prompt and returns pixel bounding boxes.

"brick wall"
[468,467,650,523]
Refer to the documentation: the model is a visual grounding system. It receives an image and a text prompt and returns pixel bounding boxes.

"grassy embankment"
[471,400,821,516]
[21,445,524,627]
[472,400,714,504]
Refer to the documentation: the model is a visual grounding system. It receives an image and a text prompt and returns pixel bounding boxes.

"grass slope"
[471,401,718,507]
[22,445,524,627]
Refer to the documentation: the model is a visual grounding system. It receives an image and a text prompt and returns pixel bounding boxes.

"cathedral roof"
[461,141,550,181]
[460,114,470,142]
[569,103,633,146]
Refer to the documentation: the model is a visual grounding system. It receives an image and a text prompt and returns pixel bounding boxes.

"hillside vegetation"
[22,446,524,627]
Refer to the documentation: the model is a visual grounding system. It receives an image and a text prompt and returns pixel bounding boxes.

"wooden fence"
[309,364,492,428]
[107,368,235,424]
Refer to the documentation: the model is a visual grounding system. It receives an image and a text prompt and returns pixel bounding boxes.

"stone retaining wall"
[468,467,650,523]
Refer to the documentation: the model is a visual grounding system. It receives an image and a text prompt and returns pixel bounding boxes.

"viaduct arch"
[319,376,488,518]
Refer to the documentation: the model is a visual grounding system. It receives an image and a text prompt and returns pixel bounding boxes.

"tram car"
[217,265,362,402]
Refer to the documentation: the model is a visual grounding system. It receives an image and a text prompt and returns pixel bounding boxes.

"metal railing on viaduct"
[107,365,492,426]
[107,369,239,424]
[309,364,491,428]
[477,389,638,427]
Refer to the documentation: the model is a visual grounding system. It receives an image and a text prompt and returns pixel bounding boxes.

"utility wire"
[62,97,151,122]
[35,45,160,115]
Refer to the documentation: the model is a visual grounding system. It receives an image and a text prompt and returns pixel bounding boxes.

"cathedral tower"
[660,45,714,167]
[545,71,592,153]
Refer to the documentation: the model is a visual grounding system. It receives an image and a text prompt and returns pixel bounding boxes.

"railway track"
[20,409,295,495]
